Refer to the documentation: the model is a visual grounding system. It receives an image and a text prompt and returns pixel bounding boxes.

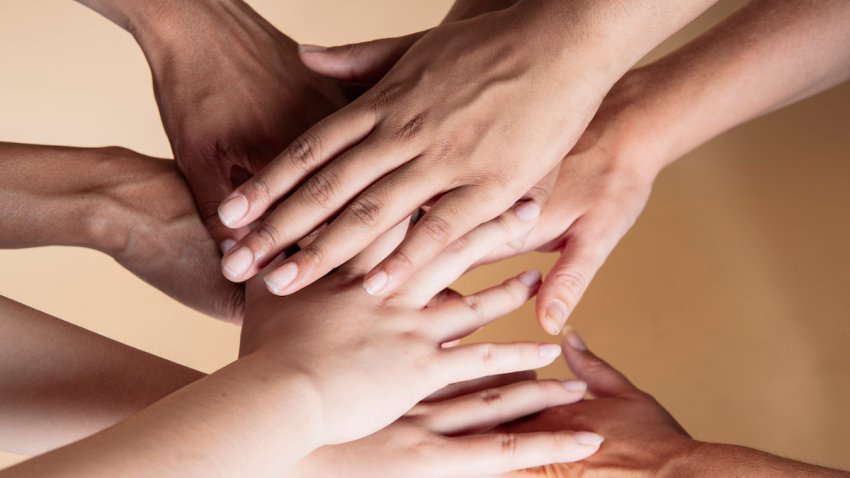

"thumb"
[182,169,250,252]
[299,32,425,83]
[562,330,638,399]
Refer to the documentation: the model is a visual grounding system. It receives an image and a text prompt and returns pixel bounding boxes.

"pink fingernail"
[363,270,389,296]
[222,247,253,280]
[219,195,248,228]
[220,239,236,255]
[562,380,587,393]
[518,270,541,287]
[265,262,299,295]
[538,344,562,360]
[544,300,568,335]
[566,330,588,352]
[514,201,541,221]
[574,432,604,446]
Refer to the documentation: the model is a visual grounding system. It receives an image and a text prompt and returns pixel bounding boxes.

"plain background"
[1,0,849,470]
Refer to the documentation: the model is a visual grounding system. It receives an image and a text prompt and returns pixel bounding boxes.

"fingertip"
[264,261,300,296]
[363,269,389,296]
[218,194,249,228]
[513,200,541,222]
[517,269,542,288]
[574,431,604,447]
[298,44,327,54]
[563,328,588,352]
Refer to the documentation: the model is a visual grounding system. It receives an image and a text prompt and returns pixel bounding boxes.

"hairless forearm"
[664,442,850,477]
[0,296,203,455]
[617,0,850,169]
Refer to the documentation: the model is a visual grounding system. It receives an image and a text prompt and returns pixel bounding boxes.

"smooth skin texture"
[299,0,850,334]
[0,142,243,321]
[2,201,601,477]
[76,0,348,247]
[500,331,850,478]
[218,0,716,298]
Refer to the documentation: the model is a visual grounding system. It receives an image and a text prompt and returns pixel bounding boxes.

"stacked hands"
[4,0,850,476]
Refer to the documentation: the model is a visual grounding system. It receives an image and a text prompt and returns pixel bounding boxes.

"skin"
[217,0,716,301]
[297,0,850,334]
[500,331,850,478]
[0,142,243,321]
[76,0,348,247]
[2,201,602,477]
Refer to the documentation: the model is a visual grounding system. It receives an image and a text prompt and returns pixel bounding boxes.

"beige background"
[1,0,849,470]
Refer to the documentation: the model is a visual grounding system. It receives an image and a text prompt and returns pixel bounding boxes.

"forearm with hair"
[0,296,203,455]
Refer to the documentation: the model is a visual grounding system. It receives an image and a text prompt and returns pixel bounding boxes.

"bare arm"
[0,295,202,455]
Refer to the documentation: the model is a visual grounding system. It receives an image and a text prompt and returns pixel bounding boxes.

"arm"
[0,142,243,321]
[501,331,849,477]
[217,0,716,297]
[0,296,202,455]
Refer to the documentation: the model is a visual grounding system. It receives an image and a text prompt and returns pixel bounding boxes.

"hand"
[97,149,246,322]
[129,0,347,246]
[500,330,696,478]
[240,200,574,446]
[218,1,624,297]
[289,372,600,478]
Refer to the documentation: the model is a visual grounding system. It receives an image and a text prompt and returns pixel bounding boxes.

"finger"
[363,186,522,298]
[439,342,563,385]
[429,270,540,343]
[223,136,423,283]
[562,330,639,399]
[422,371,537,403]
[180,167,250,248]
[217,107,374,231]
[342,215,412,275]
[260,164,441,295]
[299,32,425,83]
[536,215,621,335]
[444,430,603,476]
[392,200,541,307]
[418,379,587,435]
[425,288,463,309]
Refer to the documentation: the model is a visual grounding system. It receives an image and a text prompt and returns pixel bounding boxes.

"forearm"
[4,349,322,477]
[442,0,519,22]
[611,0,850,170]
[0,296,203,455]
[0,142,134,253]
[664,442,850,477]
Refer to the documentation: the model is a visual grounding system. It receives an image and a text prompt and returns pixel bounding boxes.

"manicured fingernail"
[518,270,541,287]
[299,44,327,53]
[544,300,568,335]
[219,195,248,228]
[514,201,541,221]
[538,344,562,360]
[264,262,299,295]
[562,380,587,393]
[220,239,236,255]
[566,330,588,351]
[363,270,389,296]
[574,431,604,446]
[222,247,253,279]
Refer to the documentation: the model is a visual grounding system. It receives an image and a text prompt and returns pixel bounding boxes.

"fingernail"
[574,431,604,446]
[219,195,249,228]
[538,343,562,360]
[363,270,389,296]
[264,262,299,295]
[220,239,236,255]
[222,247,254,280]
[544,300,568,335]
[518,270,541,287]
[299,44,327,53]
[514,201,541,221]
[561,380,587,393]
[566,330,587,352]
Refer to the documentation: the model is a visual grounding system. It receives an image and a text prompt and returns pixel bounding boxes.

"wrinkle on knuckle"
[288,131,323,172]
[463,294,484,316]
[303,171,339,208]
[368,82,404,115]
[254,222,282,251]
[498,433,519,457]
[245,175,273,204]
[420,215,453,244]
[396,112,427,140]
[348,196,382,226]
[301,244,326,265]
[553,269,588,309]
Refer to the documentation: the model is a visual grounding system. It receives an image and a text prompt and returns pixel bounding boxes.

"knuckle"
[303,171,340,208]
[479,388,504,406]
[479,343,496,364]
[244,175,273,203]
[420,214,453,244]
[367,82,404,115]
[445,233,470,253]
[396,112,427,140]
[463,294,485,316]
[553,269,588,310]
[348,196,383,226]
[300,244,326,265]
[388,249,415,274]
[288,131,323,172]
[498,433,519,456]
[253,222,283,251]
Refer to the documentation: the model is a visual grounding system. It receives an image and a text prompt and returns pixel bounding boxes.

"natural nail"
[514,201,541,221]
[574,431,604,446]
[222,247,253,280]
[363,270,389,296]
[219,239,237,255]
[218,195,249,228]
[265,262,299,295]
[562,380,588,393]
[538,343,562,360]
[565,330,588,352]
[544,300,568,335]
[299,44,327,53]
[518,270,542,287]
